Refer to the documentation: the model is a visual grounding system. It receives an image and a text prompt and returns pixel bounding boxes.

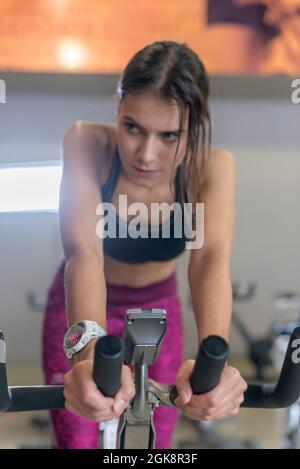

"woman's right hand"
[63,359,135,421]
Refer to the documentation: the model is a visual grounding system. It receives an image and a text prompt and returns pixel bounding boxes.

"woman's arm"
[61,122,135,419]
[187,149,237,345]
[173,150,247,420]
[60,121,109,362]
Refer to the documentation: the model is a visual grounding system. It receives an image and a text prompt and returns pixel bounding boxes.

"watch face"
[65,322,86,349]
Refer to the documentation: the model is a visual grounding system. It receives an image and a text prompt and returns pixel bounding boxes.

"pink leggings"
[42,261,185,449]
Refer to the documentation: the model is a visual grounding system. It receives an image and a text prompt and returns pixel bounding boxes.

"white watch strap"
[64,320,107,361]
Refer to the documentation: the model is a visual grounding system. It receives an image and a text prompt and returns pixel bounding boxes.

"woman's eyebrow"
[122,115,187,133]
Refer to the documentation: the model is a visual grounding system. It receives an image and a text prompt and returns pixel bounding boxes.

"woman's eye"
[124,123,178,142]
[163,133,179,142]
[125,123,139,133]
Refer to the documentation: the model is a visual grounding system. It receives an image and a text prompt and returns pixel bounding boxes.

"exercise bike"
[271,292,300,449]
[232,282,300,382]
[1,308,300,449]
[232,281,274,381]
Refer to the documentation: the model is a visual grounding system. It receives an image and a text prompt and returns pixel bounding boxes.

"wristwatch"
[63,320,107,362]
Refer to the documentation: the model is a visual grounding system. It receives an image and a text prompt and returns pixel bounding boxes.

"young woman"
[42,40,247,449]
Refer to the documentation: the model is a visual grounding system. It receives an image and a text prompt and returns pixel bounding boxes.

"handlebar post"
[116,359,157,449]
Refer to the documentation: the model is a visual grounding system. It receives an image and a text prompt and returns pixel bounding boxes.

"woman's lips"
[133,166,158,176]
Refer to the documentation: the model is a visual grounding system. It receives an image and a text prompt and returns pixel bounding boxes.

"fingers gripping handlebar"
[1,328,300,413]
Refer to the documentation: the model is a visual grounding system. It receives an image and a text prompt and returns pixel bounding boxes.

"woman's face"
[115,91,189,190]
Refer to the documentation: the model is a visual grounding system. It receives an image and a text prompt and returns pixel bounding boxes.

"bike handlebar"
[169,336,229,403]
[1,328,300,413]
[240,327,300,408]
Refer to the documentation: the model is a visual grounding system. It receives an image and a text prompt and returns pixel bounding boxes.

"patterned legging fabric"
[42,261,185,449]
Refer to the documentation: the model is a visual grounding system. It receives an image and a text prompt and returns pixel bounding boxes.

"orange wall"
[0,0,299,75]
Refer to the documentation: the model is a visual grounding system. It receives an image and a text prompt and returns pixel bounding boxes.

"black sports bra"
[100,146,190,263]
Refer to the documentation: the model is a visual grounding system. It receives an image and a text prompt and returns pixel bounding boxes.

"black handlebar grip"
[169,335,229,404]
[92,335,124,398]
[190,336,229,394]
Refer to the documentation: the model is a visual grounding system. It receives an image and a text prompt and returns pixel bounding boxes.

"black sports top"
[100,147,190,264]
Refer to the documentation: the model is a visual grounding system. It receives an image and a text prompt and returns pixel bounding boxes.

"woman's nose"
[137,137,157,166]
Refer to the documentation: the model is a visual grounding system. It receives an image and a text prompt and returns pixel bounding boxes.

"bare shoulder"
[201,147,236,186]
[63,121,117,182]
[85,121,117,150]
[64,120,116,150]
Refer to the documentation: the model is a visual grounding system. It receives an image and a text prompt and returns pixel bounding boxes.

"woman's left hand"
[174,360,248,420]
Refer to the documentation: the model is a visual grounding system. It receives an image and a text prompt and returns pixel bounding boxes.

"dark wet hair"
[116,40,212,210]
